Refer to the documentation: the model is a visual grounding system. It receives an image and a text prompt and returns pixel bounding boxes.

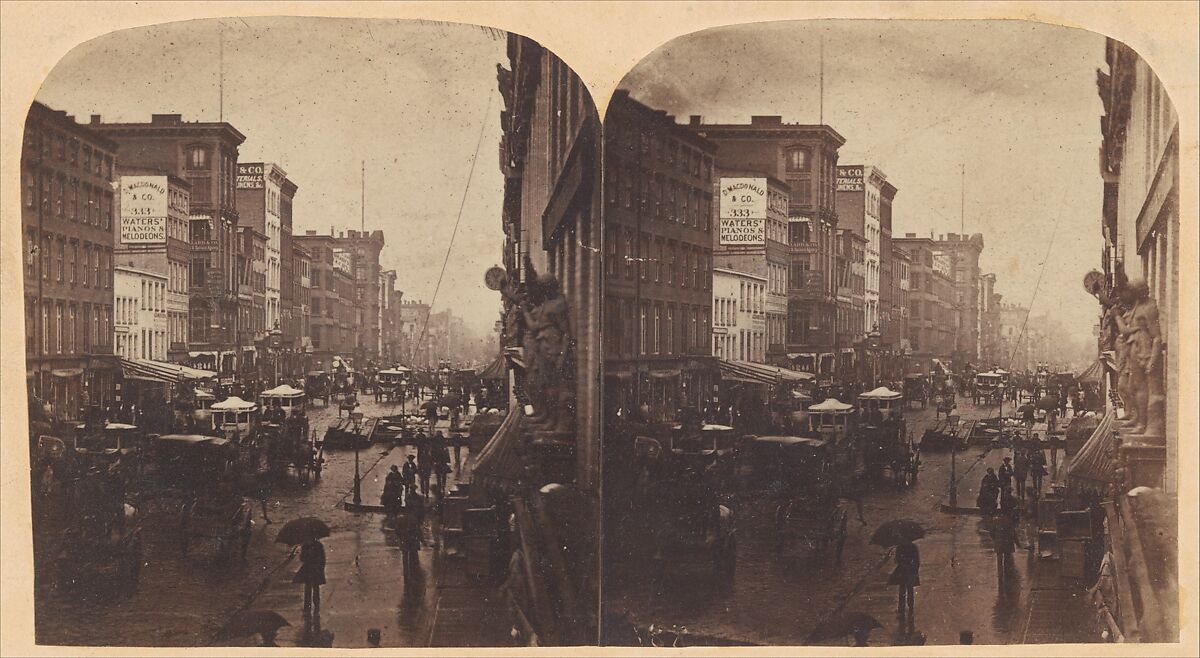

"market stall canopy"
[719,359,814,386]
[211,396,256,411]
[261,384,305,397]
[859,386,903,400]
[809,398,854,412]
[121,357,215,385]
[193,388,216,399]
[473,402,525,492]
[477,355,507,381]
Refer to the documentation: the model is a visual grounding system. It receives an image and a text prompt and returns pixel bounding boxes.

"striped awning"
[1068,410,1119,485]
[477,354,507,381]
[1077,358,1105,385]
[120,358,216,385]
[473,402,526,492]
[719,359,815,386]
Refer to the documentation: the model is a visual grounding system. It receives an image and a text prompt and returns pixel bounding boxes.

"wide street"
[604,398,1097,647]
[34,394,511,649]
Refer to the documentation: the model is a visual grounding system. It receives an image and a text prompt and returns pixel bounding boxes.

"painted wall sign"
[719,177,767,245]
[237,163,264,189]
[119,176,168,243]
[837,165,864,192]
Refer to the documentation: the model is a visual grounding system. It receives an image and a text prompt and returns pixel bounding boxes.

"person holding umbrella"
[276,518,331,616]
[871,520,924,621]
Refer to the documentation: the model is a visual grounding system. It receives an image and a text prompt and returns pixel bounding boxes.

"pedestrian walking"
[416,435,433,496]
[992,514,1017,582]
[396,506,422,575]
[294,538,326,614]
[400,455,419,500]
[998,457,1014,491]
[1014,450,1030,501]
[431,432,452,495]
[888,541,920,619]
[425,401,439,434]
[1029,448,1048,498]
[977,468,999,516]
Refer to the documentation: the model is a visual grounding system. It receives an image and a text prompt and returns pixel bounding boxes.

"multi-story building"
[294,231,356,370]
[234,225,267,375]
[277,175,300,372]
[113,265,168,361]
[114,171,191,363]
[710,170,789,360]
[235,162,291,334]
[604,91,718,422]
[933,232,985,365]
[90,113,246,374]
[894,234,956,372]
[291,244,313,373]
[398,300,431,367]
[978,273,1003,367]
[890,244,912,362]
[712,268,768,362]
[686,115,846,380]
[836,228,867,375]
[379,269,401,363]
[22,102,119,418]
[878,180,902,377]
[336,229,385,364]
[835,165,885,334]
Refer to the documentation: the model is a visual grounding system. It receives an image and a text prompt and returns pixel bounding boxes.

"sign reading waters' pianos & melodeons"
[719,177,767,245]
[119,176,168,244]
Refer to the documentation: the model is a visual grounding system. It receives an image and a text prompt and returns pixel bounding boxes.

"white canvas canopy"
[808,398,854,412]
[212,396,257,411]
[860,386,903,400]
[261,384,305,398]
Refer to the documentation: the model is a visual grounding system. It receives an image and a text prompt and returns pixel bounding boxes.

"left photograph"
[20,18,600,648]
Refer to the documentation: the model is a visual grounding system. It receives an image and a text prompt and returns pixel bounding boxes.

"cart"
[645,470,736,593]
[305,371,332,406]
[761,436,848,561]
[903,374,929,409]
[858,421,918,486]
[260,384,307,419]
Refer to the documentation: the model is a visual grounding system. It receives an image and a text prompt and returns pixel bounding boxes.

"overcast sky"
[37,17,507,336]
[620,19,1109,344]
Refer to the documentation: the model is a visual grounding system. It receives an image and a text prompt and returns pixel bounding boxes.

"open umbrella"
[1036,395,1060,411]
[274,517,331,545]
[870,519,925,547]
[420,400,439,411]
[216,610,290,640]
[1017,403,1036,415]
[809,612,883,642]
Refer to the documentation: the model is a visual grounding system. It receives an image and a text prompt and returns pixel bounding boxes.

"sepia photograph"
[3,2,1194,655]
[599,19,1182,648]
[18,16,600,648]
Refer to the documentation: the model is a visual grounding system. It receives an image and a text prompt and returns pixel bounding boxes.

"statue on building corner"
[1122,280,1165,439]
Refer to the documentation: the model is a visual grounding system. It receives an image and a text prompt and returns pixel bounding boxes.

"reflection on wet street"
[34,396,503,648]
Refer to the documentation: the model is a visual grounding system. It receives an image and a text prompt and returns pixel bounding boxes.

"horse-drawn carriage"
[643,467,736,592]
[210,396,259,440]
[857,419,919,486]
[747,435,848,562]
[377,367,411,403]
[806,397,856,444]
[305,371,332,406]
[260,384,307,419]
[973,371,1005,406]
[903,374,930,409]
[260,419,317,485]
[149,434,253,561]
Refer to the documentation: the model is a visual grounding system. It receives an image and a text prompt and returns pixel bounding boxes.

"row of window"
[23,168,114,228]
[606,165,714,230]
[606,297,712,360]
[24,125,114,178]
[25,297,112,356]
[115,328,168,362]
[607,121,714,182]
[26,230,112,290]
[713,330,767,363]
[606,227,712,291]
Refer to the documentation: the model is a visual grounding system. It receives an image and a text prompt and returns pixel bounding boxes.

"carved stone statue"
[523,273,574,437]
[1113,289,1138,426]
[1121,280,1165,438]
[498,271,526,349]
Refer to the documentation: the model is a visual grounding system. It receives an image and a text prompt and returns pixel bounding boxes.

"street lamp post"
[351,411,363,505]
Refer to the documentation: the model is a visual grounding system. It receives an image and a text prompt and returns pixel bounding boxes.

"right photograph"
[600,20,1181,648]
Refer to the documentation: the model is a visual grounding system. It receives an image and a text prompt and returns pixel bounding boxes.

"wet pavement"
[603,399,1101,647]
[34,394,511,648]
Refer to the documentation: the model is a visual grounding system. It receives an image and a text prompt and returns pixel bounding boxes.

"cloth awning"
[860,386,903,400]
[50,368,84,378]
[473,402,526,492]
[121,358,216,385]
[809,397,854,412]
[477,354,507,381]
[719,359,814,386]
[1068,410,1118,485]
[261,384,304,397]
[1077,359,1104,385]
[211,396,256,411]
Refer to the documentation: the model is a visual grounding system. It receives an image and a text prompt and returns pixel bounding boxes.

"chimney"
[750,116,783,126]
[689,115,702,126]
[150,114,182,125]
[90,115,101,124]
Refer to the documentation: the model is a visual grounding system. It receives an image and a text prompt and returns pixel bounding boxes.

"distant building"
[894,235,956,372]
[294,231,356,370]
[398,300,432,367]
[114,171,191,363]
[22,102,119,418]
[90,113,247,374]
[686,114,846,380]
[836,228,867,375]
[235,162,292,335]
[712,268,768,363]
[114,265,168,361]
[835,165,885,336]
[290,245,313,373]
[932,232,985,365]
[604,90,718,422]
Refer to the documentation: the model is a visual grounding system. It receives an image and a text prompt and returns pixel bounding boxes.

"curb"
[939,503,984,515]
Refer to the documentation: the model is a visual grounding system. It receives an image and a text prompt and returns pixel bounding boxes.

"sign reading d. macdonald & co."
[719,177,767,245]
[237,163,264,189]
[119,176,168,244]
